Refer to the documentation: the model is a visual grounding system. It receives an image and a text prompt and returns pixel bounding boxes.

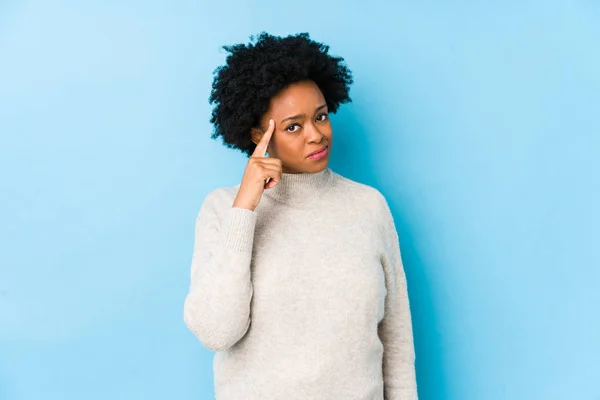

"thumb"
[264,177,279,189]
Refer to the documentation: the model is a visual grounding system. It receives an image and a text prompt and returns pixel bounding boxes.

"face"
[251,79,332,174]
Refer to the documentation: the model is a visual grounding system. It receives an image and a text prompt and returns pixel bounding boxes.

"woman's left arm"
[377,192,419,400]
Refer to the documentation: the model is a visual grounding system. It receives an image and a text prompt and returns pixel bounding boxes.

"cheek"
[323,123,333,139]
[273,135,303,156]
[269,135,288,152]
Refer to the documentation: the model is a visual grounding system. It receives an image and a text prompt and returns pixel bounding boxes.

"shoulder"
[196,184,242,219]
[331,172,399,240]
[330,170,389,211]
[203,184,240,205]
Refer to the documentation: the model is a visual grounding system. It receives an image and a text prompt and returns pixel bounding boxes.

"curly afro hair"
[208,32,354,157]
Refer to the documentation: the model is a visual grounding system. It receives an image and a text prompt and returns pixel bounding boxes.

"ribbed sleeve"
[376,192,419,400]
[183,190,257,351]
[221,206,257,253]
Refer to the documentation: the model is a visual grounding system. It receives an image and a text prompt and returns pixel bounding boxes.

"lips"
[307,145,328,157]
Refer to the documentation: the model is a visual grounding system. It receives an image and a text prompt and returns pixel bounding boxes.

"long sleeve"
[183,189,257,351]
[377,193,419,400]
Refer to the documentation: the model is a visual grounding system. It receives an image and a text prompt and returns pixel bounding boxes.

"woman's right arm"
[184,119,280,351]
[183,189,257,351]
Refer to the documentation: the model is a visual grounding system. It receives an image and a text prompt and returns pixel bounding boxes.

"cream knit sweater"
[184,167,418,399]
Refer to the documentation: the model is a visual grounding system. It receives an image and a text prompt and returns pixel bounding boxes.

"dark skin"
[250,79,332,174]
[232,79,333,210]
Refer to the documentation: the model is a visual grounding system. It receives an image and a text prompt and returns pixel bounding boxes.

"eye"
[316,112,329,122]
[285,123,301,133]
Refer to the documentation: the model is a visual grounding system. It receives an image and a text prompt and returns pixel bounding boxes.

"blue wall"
[1,1,598,399]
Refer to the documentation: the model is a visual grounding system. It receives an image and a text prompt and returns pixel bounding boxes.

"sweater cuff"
[219,207,257,253]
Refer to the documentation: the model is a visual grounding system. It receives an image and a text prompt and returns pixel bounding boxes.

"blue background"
[1,1,598,399]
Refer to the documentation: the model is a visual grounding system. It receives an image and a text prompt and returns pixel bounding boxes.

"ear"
[250,126,263,146]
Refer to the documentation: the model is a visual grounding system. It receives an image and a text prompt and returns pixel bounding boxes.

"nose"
[305,122,324,143]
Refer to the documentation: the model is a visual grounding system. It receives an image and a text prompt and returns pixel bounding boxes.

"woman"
[184,32,418,400]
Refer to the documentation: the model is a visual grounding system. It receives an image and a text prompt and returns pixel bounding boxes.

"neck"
[264,167,333,205]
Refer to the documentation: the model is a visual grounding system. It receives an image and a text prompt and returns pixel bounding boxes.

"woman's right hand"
[232,119,282,211]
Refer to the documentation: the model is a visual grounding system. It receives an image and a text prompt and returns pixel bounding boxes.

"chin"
[305,161,329,173]
[283,161,328,174]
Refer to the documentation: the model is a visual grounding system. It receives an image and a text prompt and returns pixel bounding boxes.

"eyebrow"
[280,104,328,124]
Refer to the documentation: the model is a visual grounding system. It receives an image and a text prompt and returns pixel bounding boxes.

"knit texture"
[184,167,418,400]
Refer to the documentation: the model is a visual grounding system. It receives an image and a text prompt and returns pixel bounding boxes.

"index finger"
[252,119,275,158]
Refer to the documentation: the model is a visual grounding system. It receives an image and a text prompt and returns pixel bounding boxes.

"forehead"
[267,80,326,115]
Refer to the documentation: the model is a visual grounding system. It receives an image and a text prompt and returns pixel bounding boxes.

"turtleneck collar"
[264,167,334,206]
